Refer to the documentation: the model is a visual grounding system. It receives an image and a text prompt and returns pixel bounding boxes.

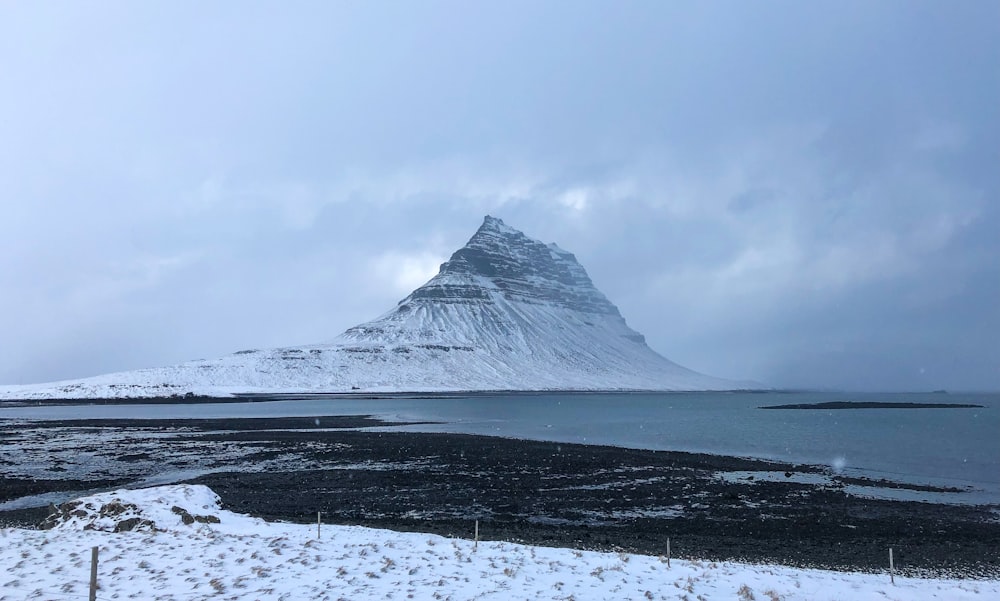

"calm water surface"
[2,391,997,501]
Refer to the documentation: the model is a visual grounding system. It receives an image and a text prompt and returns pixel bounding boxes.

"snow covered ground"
[1,485,995,601]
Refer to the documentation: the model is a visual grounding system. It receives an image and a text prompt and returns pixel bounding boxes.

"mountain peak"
[407,217,620,316]
[1,216,750,398]
[468,215,524,246]
[481,214,508,230]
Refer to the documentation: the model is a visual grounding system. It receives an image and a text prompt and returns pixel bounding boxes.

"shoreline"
[1,416,998,577]
[0,389,784,407]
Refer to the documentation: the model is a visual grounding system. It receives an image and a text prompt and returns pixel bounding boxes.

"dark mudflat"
[12,415,437,431]
[0,476,129,504]
[1,419,997,578]
[184,431,999,577]
[761,401,984,409]
[0,395,233,407]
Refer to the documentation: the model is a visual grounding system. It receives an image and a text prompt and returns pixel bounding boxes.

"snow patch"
[41,485,248,533]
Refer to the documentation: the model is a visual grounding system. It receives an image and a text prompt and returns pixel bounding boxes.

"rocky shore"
[2,417,998,577]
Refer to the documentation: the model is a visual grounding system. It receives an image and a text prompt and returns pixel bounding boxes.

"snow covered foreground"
[1,486,995,601]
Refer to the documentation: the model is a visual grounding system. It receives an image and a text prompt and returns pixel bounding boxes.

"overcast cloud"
[1,1,998,391]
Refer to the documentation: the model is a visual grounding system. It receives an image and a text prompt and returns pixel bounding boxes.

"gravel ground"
[2,416,998,577]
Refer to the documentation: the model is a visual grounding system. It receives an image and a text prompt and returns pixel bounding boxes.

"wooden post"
[666,537,671,568]
[889,547,894,584]
[317,511,322,540]
[474,520,479,551]
[89,546,99,601]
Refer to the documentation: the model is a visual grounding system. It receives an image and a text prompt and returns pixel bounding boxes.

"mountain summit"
[341,216,638,345]
[404,215,621,316]
[2,217,750,399]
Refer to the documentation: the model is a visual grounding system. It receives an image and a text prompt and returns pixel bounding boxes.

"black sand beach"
[1,416,998,578]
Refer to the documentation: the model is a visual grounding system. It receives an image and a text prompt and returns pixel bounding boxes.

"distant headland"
[760,401,984,410]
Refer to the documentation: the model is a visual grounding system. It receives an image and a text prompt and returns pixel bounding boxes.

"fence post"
[317,511,322,540]
[666,537,671,568]
[89,546,99,601]
[474,520,479,551]
[889,547,894,584]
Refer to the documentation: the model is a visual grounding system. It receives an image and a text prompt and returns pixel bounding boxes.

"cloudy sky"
[1,1,998,391]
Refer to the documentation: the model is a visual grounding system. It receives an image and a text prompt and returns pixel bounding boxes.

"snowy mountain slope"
[0,216,753,399]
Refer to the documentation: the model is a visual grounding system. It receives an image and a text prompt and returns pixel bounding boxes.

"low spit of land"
[760,401,985,410]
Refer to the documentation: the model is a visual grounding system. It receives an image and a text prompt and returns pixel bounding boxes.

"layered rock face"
[407,216,619,315]
[341,216,646,346]
[1,217,749,399]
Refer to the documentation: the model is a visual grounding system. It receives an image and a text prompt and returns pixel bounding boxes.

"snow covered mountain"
[1,216,751,399]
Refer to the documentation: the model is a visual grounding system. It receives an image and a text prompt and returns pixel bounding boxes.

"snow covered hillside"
[1,216,751,399]
[1,485,993,601]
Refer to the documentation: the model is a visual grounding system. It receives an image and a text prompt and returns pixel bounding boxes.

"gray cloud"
[1,1,997,390]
